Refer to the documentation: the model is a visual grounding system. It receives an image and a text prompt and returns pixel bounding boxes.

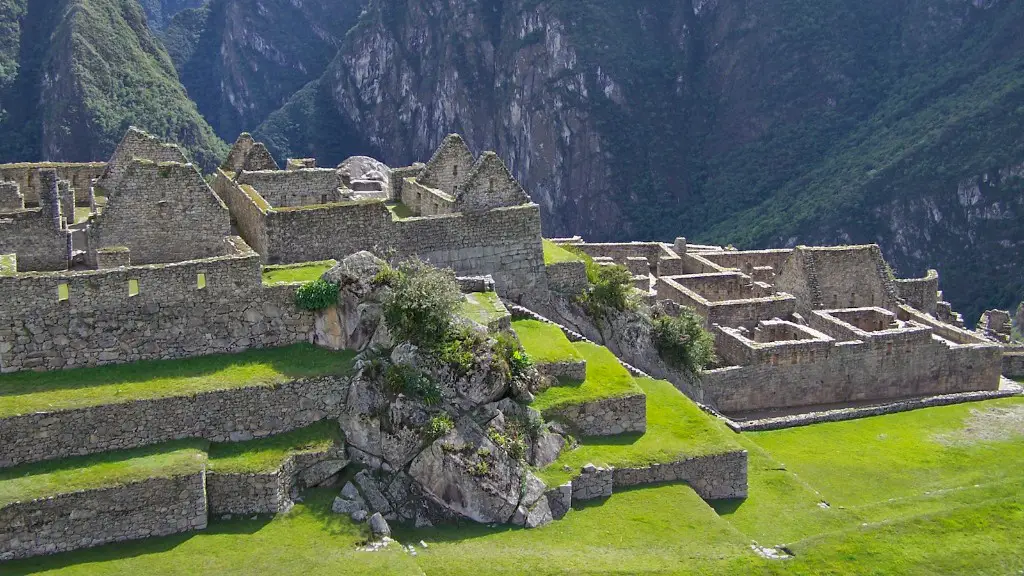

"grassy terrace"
[529,342,642,414]
[0,344,357,418]
[537,377,741,486]
[208,420,343,474]
[458,292,508,327]
[542,239,583,265]
[0,441,207,507]
[6,397,1024,574]
[386,201,415,220]
[511,319,582,364]
[262,260,337,285]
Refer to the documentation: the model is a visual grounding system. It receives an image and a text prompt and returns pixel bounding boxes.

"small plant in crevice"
[467,460,490,477]
[488,422,529,461]
[294,277,339,310]
[384,363,442,406]
[424,413,455,440]
[437,325,487,375]
[493,332,534,380]
[650,305,716,376]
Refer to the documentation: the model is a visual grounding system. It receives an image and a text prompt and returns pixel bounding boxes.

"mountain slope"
[256,0,1024,323]
[165,0,364,139]
[0,0,226,168]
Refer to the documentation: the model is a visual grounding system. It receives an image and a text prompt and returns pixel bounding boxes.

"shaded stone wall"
[0,170,69,271]
[0,376,348,468]
[545,261,588,295]
[1004,350,1024,378]
[456,152,531,214]
[0,242,314,372]
[696,249,793,275]
[775,245,899,315]
[0,180,23,210]
[0,163,105,205]
[207,448,343,515]
[237,169,343,208]
[417,134,474,195]
[612,450,748,500]
[402,178,455,216]
[89,161,230,265]
[0,473,207,561]
[549,394,646,436]
[214,171,269,257]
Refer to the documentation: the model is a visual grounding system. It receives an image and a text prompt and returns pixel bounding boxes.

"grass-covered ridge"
[0,344,356,417]
[542,239,583,265]
[511,318,582,364]
[537,377,741,486]
[530,341,642,413]
[262,260,337,285]
[208,420,342,474]
[0,441,207,507]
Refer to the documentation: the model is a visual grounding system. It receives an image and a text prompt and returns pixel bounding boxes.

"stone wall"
[657,276,797,329]
[612,450,748,500]
[0,376,347,468]
[417,134,474,195]
[402,178,455,216]
[566,242,665,268]
[207,448,344,515]
[237,169,343,208]
[894,270,939,315]
[0,472,207,561]
[546,261,588,295]
[548,394,646,436]
[1004,350,1024,378]
[774,245,899,315]
[0,180,23,210]
[0,241,314,372]
[99,127,188,191]
[0,170,69,272]
[222,133,256,173]
[535,359,587,382]
[390,165,423,201]
[89,161,230,266]
[265,200,394,264]
[0,162,105,205]
[455,152,531,214]
[696,249,793,276]
[571,464,614,501]
[214,171,270,257]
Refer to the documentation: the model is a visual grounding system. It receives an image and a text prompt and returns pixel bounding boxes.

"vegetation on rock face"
[651,306,717,375]
[376,259,463,349]
[578,259,636,320]
[294,278,339,310]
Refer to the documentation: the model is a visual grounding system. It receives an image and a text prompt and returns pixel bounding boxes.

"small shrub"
[476,447,492,458]
[494,332,533,379]
[579,261,635,318]
[385,363,442,405]
[437,326,486,374]
[651,307,717,375]
[294,278,339,310]
[488,427,527,461]
[467,460,490,477]
[381,259,463,348]
[425,413,455,440]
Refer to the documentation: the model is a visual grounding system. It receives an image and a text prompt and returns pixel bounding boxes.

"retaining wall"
[549,394,646,436]
[0,472,207,561]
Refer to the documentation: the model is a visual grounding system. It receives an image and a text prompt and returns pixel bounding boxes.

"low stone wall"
[536,359,587,382]
[207,448,346,515]
[571,464,614,501]
[1004,350,1024,378]
[0,472,207,561]
[546,261,588,295]
[613,451,748,500]
[549,394,646,436]
[0,376,349,469]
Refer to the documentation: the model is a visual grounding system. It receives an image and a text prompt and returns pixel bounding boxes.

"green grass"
[458,292,508,327]
[537,377,741,486]
[208,420,343,474]
[0,441,207,507]
[747,397,1024,507]
[542,239,583,265]
[385,201,415,220]
[0,344,357,418]
[529,342,642,414]
[262,260,337,285]
[511,319,582,364]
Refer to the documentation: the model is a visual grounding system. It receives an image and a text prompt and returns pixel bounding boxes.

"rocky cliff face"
[165,0,365,139]
[257,0,1024,322]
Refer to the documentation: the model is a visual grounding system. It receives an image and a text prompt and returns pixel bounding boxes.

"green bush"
[294,278,339,310]
[380,259,463,348]
[437,326,487,374]
[651,307,717,375]
[384,364,442,406]
[579,260,635,319]
[493,332,534,380]
[425,413,455,439]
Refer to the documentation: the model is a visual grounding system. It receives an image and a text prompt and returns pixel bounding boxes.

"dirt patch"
[933,405,1024,446]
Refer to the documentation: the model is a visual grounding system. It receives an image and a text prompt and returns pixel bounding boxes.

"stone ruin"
[0,128,1020,559]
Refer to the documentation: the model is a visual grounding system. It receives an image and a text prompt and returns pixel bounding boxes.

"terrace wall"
[0,241,314,372]
[612,450,748,500]
[0,472,207,561]
[548,394,646,436]
[0,376,349,468]
[545,261,588,295]
[207,448,344,515]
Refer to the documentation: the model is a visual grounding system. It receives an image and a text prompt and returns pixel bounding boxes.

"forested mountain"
[1,0,1021,322]
[0,0,225,169]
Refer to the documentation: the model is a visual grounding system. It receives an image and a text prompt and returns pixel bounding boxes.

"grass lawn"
[386,202,416,220]
[747,397,1024,507]
[458,292,508,327]
[542,239,583,265]
[529,342,642,414]
[262,260,337,285]
[0,441,207,507]
[537,378,741,486]
[208,420,343,474]
[0,344,357,417]
[511,319,582,364]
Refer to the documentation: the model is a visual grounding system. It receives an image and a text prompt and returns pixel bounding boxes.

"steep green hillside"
[0,0,226,169]
[137,0,203,29]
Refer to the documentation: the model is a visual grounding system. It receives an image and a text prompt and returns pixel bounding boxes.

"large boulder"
[338,156,391,194]
[315,252,392,351]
